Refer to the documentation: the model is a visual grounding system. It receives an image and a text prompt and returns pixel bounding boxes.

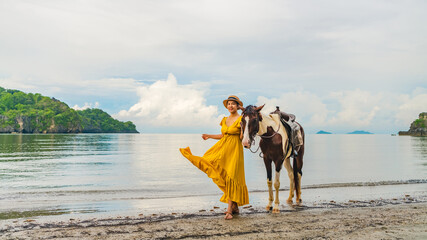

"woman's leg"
[232,201,239,214]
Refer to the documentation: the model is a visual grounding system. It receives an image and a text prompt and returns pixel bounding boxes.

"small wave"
[251,179,427,192]
[59,161,113,166]
[3,188,169,197]
[2,179,426,201]
[304,179,427,189]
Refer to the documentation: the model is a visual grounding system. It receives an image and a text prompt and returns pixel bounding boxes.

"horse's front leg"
[283,157,294,204]
[272,169,281,213]
[264,158,273,211]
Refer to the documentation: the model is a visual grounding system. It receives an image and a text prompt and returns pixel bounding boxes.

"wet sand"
[2,198,426,240]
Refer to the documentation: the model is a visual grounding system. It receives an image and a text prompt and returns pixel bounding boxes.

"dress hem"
[179,147,249,206]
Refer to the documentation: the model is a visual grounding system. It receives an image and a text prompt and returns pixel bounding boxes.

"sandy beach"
[2,198,426,240]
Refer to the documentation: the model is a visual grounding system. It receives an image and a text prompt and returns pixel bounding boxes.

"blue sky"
[1,0,426,133]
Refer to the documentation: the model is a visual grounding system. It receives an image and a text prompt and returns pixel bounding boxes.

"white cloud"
[0,1,426,134]
[1,0,426,97]
[115,74,222,131]
[72,102,100,111]
[328,89,382,127]
[256,88,427,133]
[396,88,427,126]
[257,92,329,126]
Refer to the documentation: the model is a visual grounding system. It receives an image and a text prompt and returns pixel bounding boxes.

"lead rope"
[248,137,260,153]
[247,137,264,158]
[253,122,281,158]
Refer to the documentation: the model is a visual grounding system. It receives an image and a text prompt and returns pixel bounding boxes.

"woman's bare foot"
[224,211,233,220]
[225,200,235,219]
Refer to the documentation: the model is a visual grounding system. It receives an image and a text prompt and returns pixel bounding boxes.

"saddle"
[270,106,303,157]
[273,108,296,122]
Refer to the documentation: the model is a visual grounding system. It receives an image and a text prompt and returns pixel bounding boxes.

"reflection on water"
[0,134,426,219]
[301,134,427,185]
[411,137,427,166]
[0,134,120,189]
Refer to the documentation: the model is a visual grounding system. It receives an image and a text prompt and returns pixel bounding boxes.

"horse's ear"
[238,105,245,112]
[255,104,265,112]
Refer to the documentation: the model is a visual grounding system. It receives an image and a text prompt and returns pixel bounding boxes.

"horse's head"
[241,104,264,148]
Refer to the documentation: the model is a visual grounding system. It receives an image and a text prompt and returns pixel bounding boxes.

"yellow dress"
[179,116,249,206]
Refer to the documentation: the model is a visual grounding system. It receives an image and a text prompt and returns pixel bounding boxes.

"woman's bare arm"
[202,134,223,140]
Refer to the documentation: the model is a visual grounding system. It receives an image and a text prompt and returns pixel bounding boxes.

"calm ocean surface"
[0,134,426,220]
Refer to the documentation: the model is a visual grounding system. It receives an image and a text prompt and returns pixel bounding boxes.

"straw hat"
[223,95,243,108]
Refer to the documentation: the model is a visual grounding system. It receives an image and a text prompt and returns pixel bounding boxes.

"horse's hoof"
[266,206,273,211]
[286,199,293,204]
[272,208,280,213]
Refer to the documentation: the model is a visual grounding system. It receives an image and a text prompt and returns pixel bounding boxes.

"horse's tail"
[293,122,304,198]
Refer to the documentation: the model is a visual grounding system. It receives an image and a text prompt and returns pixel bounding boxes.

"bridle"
[242,108,282,154]
[241,107,259,153]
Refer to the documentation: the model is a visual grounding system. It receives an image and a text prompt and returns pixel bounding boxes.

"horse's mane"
[242,105,256,115]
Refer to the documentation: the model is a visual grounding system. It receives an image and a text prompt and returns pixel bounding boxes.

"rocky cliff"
[0,115,83,133]
[398,112,427,136]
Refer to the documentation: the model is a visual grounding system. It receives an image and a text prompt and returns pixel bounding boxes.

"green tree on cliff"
[0,87,138,133]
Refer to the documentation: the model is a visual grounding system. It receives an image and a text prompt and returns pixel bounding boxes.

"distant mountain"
[347,130,373,134]
[0,87,138,133]
[399,112,427,136]
[317,130,332,134]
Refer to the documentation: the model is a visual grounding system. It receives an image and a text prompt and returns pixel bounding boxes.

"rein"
[259,122,281,139]
[257,120,286,161]
[246,116,281,154]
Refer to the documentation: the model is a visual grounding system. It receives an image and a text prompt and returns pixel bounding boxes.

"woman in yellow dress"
[179,95,249,220]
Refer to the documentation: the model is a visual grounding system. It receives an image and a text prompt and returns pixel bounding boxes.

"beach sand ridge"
[1,201,426,239]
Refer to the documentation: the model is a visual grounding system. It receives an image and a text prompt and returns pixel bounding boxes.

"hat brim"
[223,99,243,108]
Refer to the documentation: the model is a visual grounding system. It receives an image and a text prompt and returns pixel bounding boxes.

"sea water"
[0,134,426,220]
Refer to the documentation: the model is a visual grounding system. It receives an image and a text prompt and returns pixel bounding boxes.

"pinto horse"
[241,105,305,213]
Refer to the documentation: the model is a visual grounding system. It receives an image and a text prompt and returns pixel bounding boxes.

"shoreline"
[2,181,426,222]
[2,197,426,239]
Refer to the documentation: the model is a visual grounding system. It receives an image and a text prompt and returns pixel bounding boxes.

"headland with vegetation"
[0,87,138,133]
[399,112,427,136]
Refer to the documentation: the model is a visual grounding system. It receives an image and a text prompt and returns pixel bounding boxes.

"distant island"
[398,112,427,136]
[317,130,332,134]
[347,130,373,134]
[0,87,138,134]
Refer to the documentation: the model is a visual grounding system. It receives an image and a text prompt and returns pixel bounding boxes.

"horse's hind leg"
[296,172,302,204]
[272,170,281,213]
[283,157,294,204]
[295,154,304,204]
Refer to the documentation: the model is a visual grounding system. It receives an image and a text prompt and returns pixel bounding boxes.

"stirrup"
[293,150,298,157]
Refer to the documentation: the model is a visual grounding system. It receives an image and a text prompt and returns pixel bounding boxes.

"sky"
[0,0,426,133]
